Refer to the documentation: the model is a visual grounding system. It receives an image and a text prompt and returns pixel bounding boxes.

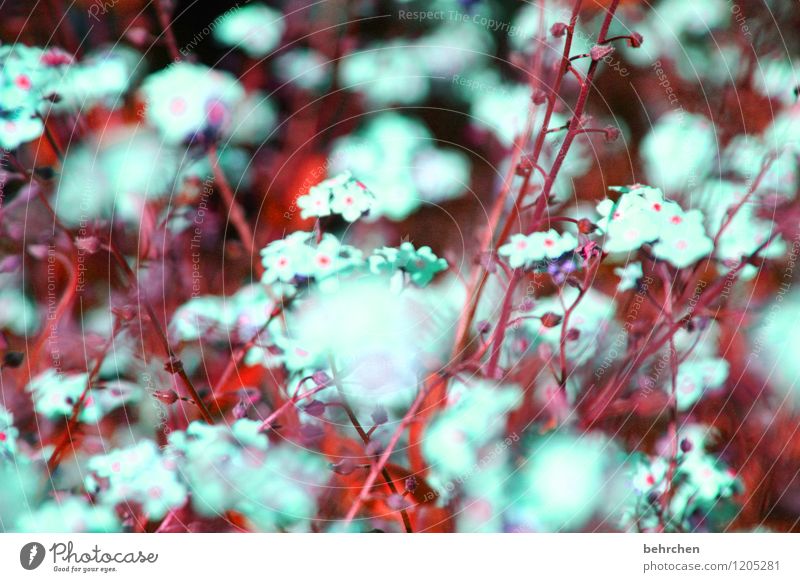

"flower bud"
[578,218,598,234]
[540,312,563,328]
[550,22,568,38]
[532,89,547,105]
[304,399,326,417]
[2,351,24,369]
[331,458,357,475]
[371,406,388,425]
[604,125,621,143]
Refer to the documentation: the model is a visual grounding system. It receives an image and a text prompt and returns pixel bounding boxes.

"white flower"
[369,242,448,287]
[214,4,285,58]
[297,172,374,222]
[259,231,363,285]
[339,40,429,106]
[498,229,579,269]
[328,113,470,221]
[86,440,187,520]
[140,62,245,143]
[641,112,717,193]
[273,48,331,91]
[596,185,714,268]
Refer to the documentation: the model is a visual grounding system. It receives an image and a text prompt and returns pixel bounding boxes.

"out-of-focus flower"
[510,432,625,532]
[369,242,448,287]
[417,22,493,77]
[140,62,245,143]
[423,380,521,490]
[214,3,285,58]
[45,46,142,113]
[753,59,800,105]
[673,358,730,410]
[623,0,740,86]
[470,83,590,202]
[170,283,275,343]
[54,126,181,225]
[0,274,40,335]
[274,48,331,91]
[168,419,268,515]
[86,440,187,520]
[694,180,785,280]
[15,497,120,533]
[278,277,456,407]
[339,40,430,106]
[522,288,617,371]
[750,290,800,411]
[641,112,717,194]
[614,261,643,292]
[26,370,138,423]
[226,91,278,146]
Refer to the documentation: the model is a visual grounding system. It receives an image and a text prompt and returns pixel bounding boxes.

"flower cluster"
[259,231,363,286]
[297,172,375,222]
[140,62,245,144]
[26,370,138,423]
[596,185,714,268]
[86,440,187,520]
[624,425,741,532]
[499,229,579,270]
[169,420,327,530]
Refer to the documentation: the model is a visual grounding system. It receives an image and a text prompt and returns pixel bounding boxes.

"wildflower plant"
[1,0,800,538]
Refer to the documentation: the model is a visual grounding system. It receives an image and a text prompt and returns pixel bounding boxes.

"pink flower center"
[652,203,662,211]
[111,461,121,473]
[170,97,187,115]
[544,238,554,247]
[670,215,682,225]
[676,240,688,250]
[316,254,331,267]
[15,75,32,90]
[0,432,6,442]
